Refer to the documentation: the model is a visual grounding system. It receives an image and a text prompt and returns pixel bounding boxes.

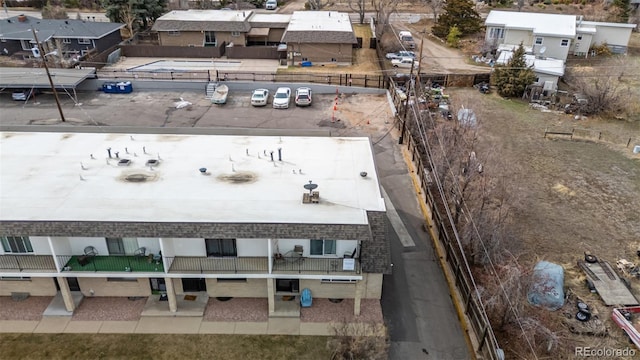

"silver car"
[273,87,291,109]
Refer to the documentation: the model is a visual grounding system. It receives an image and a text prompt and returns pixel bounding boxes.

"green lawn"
[0,334,331,360]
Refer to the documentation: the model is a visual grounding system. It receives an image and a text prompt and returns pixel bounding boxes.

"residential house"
[282,11,357,65]
[0,132,391,318]
[247,13,291,46]
[152,10,253,47]
[0,15,124,61]
[485,10,637,59]
[485,10,636,90]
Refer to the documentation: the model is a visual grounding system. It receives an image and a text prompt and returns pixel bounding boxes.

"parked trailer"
[612,306,640,350]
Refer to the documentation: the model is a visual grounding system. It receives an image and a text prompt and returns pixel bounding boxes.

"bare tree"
[328,322,389,360]
[349,0,367,24]
[372,0,398,38]
[423,0,444,22]
[564,56,636,117]
[307,0,328,10]
[517,0,525,11]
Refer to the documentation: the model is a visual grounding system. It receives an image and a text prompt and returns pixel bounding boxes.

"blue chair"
[300,288,312,308]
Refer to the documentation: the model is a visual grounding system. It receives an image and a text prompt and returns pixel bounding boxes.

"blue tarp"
[527,261,565,310]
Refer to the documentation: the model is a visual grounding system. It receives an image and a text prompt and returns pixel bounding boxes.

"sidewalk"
[0,316,346,336]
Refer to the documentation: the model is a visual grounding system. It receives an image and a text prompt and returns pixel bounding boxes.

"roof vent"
[146,159,160,167]
[360,171,368,177]
[118,159,132,166]
[18,15,27,22]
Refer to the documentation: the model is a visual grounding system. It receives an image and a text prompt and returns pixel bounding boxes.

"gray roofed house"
[282,11,357,66]
[0,15,124,61]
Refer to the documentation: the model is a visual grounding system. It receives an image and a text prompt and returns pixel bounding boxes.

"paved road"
[0,85,470,359]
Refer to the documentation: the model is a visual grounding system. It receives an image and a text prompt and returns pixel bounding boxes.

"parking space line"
[381,186,416,247]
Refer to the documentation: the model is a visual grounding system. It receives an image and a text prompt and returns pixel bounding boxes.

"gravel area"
[301,299,383,324]
[203,298,269,322]
[72,297,147,321]
[0,296,53,321]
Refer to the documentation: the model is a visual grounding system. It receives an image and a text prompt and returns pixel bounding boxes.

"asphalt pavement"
[0,85,470,359]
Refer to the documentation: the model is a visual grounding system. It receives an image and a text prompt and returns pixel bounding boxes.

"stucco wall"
[77,277,151,297]
[206,278,267,297]
[289,43,353,65]
[159,31,204,46]
[0,277,57,296]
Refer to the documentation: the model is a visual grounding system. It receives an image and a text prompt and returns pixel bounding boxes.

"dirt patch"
[448,87,640,356]
[0,296,53,321]
[301,298,383,323]
[72,296,147,321]
[203,297,269,322]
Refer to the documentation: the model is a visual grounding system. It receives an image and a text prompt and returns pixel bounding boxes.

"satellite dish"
[539,46,547,55]
[303,180,318,194]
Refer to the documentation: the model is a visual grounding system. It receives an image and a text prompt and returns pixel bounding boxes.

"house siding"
[288,43,352,64]
[592,25,633,47]
[159,31,204,46]
[504,29,532,47]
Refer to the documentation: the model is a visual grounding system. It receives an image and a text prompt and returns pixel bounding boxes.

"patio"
[60,255,165,273]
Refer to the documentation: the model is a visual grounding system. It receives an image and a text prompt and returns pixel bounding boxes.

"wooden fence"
[389,79,503,360]
[544,127,639,149]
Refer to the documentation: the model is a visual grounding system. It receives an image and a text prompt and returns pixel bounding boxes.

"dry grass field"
[0,334,331,360]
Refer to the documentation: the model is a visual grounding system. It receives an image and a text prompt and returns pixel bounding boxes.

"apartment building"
[0,131,391,318]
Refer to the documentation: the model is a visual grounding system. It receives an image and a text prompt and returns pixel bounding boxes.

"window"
[310,239,336,256]
[489,28,504,39]
[77,38,91,45]
[168,31,180,36]
[535,37,544,45]
[217,278,247,283]
[107,277,138,282]
[62,38,71,44]
[561,39,569,47]
[321,278,356,283]
[1,276,31,281]
[106,237,125,255]
[204,31,216,46]
[20,40,32,50]
[231,31,240,37]
[206,239,237,257]
[1,236,33,253]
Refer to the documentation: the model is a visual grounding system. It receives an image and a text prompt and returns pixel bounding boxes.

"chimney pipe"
[115,151,119,159]
[278,147,282,161]
[107,147,112,158]
[270,151,274,162]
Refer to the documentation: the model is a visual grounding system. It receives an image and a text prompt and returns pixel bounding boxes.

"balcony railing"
[167,256,360,274]
[0,255,57,272]
[168,256,268,273]
[273,257,361,274]
[57,255,165,273]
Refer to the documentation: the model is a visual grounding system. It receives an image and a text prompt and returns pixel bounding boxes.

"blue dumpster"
[102,81,133,94]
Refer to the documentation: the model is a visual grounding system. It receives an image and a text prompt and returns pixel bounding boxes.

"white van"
[265,0,277,10]
[398,31,416,50]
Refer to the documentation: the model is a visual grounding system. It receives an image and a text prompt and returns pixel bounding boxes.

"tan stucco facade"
[0,277,57,296]
[206,278,267,297]
[159,31,247,47]
[77,277,151,297]
[288,43,353,65]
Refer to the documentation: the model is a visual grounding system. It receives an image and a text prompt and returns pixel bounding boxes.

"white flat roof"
[249,13,291,23]
[496,51,565,76]
[156,9,252,22]
[288,11,352,32]
[0,132,385,225]
[485,10,576,38]
[581,20,637,29]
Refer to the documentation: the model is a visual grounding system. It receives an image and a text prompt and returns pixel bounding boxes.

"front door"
[182,278,206,292]
[150,278,166,293]
[67,277,81,291]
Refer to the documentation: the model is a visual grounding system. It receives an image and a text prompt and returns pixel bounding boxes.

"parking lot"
[0,85,393,138]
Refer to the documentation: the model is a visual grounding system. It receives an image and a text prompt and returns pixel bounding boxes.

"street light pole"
[31,27,65,122]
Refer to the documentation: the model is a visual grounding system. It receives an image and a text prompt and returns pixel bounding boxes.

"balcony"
[167,256,360,274]
[0,255,57,272]
[58,255,165,273]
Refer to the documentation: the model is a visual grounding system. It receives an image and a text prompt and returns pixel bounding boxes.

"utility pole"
[399,35,424,145]
[31,27,65,122]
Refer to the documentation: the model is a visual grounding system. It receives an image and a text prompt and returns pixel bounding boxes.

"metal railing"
[167,256,268,273]
[0,255,57,272]
[273,257,361,274]
[57,255,165,273]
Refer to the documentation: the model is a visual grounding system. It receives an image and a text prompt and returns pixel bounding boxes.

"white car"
[265,0,277,9]
[272,87,291,109]
[391,57,419,69]
[295,87,312,107]
[385,51,416,60]
[251,88,269,107]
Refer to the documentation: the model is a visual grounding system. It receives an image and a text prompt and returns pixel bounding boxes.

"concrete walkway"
[0,317,381,336]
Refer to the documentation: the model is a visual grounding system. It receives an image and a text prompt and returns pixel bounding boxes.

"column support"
[165,277,178,313]
[57,276,76,312]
